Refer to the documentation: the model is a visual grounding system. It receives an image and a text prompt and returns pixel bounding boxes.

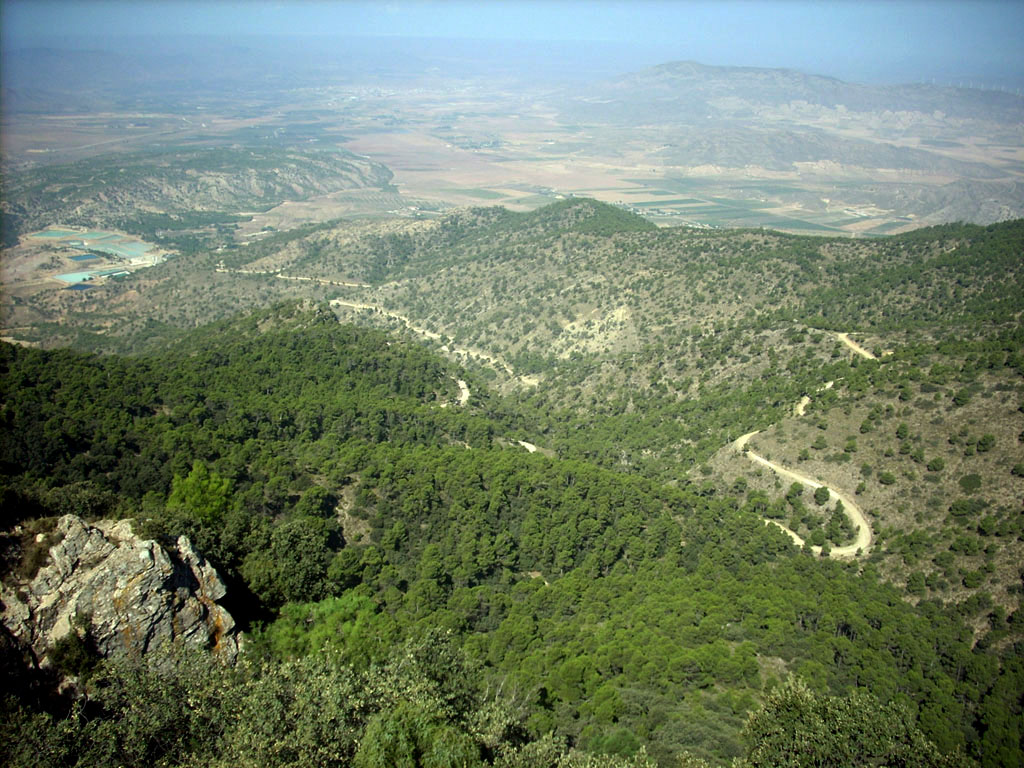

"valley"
[2,30,1023,768]
[4,200,1023,621]
[4,51,1023,251]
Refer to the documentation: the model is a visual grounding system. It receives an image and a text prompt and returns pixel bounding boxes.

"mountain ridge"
[584,59,1024,122]
[2,294,1020,765]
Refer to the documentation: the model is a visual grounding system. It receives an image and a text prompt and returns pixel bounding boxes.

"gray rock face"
[1,515,239,664]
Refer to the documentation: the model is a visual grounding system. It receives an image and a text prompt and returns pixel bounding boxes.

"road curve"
[455,379,471,407]
[835,332,876,360]
[329,299,521,378]
[733,429,872,558]
[214,279,526,383]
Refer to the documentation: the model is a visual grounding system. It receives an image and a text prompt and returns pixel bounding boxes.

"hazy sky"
[4,0,1024,86]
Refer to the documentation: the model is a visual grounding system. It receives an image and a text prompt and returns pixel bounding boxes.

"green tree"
[952,388,972,407]
[242,517,336,606]
[959,474,982,494]
[293,485,334,518]
[743,677,971,768]
[257,593,398,667]
[353,701,482,768]
[166,461,233,526]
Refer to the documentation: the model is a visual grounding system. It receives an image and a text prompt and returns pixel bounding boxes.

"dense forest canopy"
[2,276,1022,765]
[3,5,1024,757]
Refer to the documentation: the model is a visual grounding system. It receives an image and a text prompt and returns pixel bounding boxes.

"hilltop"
[4,199,1022,619]
[2,299,1021,766]
[3,26,1024,768]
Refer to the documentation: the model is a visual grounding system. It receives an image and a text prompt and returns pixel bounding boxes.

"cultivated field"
[8,70,1021,240]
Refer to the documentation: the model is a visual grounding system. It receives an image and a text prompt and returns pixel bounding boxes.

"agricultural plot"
[1,228,167,313]
[28,228,161,264]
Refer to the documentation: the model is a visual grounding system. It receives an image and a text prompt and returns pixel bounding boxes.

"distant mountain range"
[3,46,1022,229]
[549,61,1024,226]
[566,60,1024,123]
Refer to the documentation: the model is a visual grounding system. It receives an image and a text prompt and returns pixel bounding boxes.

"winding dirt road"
[794,381,834,417]
[230,259,876,555]
[219,266,534,384]
[329,299,521,378]
[455,379,471,407]
[730,332,877,558]
[733,430,872,557]
[835,332,877,360]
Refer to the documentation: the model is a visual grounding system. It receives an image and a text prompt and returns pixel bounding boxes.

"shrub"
[950,497,988,519]
[958,474,982,494]
[48,613,100,679]
[963,571,984,589]
[906,572,926,596]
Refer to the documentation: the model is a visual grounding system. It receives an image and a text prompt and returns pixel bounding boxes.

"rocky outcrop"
[1,515,239,665]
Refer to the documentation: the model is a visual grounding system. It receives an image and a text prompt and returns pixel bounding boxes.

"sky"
[3,0,1024,86]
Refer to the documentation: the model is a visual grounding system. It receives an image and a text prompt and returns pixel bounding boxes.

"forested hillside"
[2,299,1022,766]
[5,0,1024,759]
[7,201,1024,611]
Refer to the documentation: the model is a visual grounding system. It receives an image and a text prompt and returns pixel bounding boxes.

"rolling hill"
[1,146,394,247]
[2,298,1022,766]
[2,198,1023,766]
[7,199,1023,613]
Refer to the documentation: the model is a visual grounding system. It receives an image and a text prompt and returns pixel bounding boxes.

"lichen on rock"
[1,514,239,665]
